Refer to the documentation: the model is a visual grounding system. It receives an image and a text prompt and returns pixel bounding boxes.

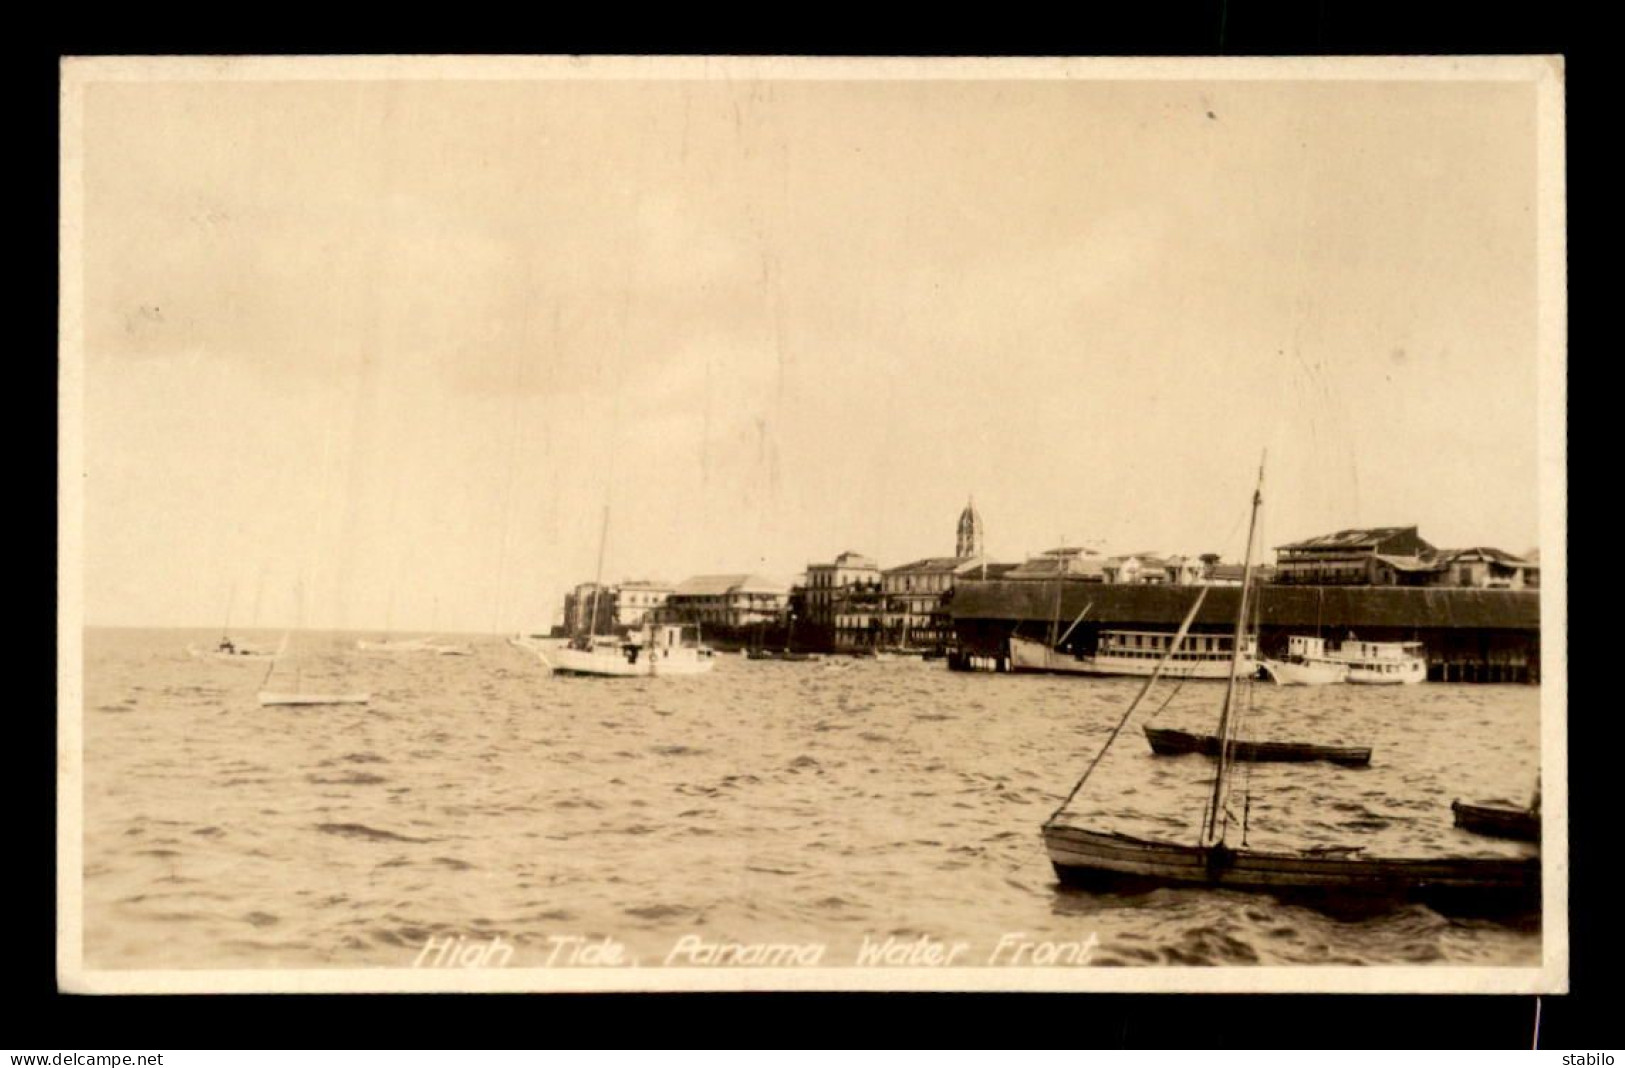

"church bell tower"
[956,497,983,559]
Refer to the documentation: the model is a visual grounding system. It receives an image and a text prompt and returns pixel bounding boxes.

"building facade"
[805,551,881,628]
[1427,548,1540,590]
[659,574,791,628]
[615,581,673,626]
[1273,526,1437,585]
[1274,527,1535,589]
[562,582,617,636]
[881,557,987,648]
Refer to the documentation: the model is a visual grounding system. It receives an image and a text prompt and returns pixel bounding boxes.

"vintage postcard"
[58,54,1567,993]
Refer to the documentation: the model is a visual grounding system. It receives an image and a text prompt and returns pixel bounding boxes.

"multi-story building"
[1273,526,1437,585]
[659,574,790,628]
[881,557,988,648]
[615,581,673,626]
[832,583,887,651]
[562,582,616,636]
[1273,527,1536,589]
[561,580,672,634]
[804,551,881,628]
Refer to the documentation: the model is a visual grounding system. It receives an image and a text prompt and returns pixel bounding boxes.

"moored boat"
[550,623,715,677]
[1046,824,1537,910]
[1143,726,1372,767]
[1012,628,1258,679]
[256,620,370,707]
[1260,636,1350,685]
[1452,799,1540,842]
[1335,638,1427,685]
[188,640,278,662]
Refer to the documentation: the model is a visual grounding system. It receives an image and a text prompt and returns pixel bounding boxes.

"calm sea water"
[78,627,1542,971]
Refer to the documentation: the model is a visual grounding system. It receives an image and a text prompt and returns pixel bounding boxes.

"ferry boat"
[1010,628,1258,679]
[546,623,716,678]
[1263,635,1426,685]
[1260,635,1350,686]
[1333,637,1427,685]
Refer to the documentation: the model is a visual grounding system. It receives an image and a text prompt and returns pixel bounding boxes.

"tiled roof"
[1372,554,1442,573]
[1435,547,1535,566]
[883,556,984,576]
[1277,526,1417,551]
[671,574,789,596]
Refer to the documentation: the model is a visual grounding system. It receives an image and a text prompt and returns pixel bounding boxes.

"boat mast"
[1048,536,1066,647]
[585,505,610,643]
[1203,455,1265,847]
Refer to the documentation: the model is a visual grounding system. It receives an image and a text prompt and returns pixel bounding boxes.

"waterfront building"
[561,580,673,634]
[1273,526,1437,585]
[832,583,887,651]
[615,581,673,626]
[1427,548,1540,590]
[1274,527,1535,589]
[805,551,881,628]
[563,582,616,636]
[660,574,791,628]
[881,556,989,648]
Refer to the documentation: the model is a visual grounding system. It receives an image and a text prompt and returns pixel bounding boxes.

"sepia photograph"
[57,54,1567,994]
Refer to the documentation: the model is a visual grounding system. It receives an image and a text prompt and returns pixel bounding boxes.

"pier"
[949,581,1542,683]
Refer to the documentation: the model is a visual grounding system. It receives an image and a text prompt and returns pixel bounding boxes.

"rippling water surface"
[81,628,1542,971]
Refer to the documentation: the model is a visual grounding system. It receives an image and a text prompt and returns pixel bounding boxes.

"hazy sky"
[70,62,1556,631]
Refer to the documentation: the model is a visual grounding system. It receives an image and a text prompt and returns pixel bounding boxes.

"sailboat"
[1042,459,1537,912]
[356,593,470,655]
[544,507,715,678]
[256,584,370,706]
[189,583,279,661]
[258,633,372,706]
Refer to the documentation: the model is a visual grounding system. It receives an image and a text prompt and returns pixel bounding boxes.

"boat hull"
[550,646,715,677]
[188,644,276,662]
[1453,800,1540,842]
[1260,658,1349,686]
[1010,635,1257,679]
[1144,726,1371,767]
[358,638,431,651]
[1346,660,1427,685]
[1044,824,1537,911]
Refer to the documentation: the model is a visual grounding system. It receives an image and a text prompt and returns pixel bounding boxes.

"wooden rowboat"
[1452,799,1540,842]
[1045,824,1538,911]
[1144,726,1372,767]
